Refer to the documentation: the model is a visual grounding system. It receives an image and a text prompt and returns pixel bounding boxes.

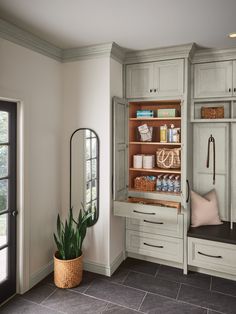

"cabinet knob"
[229,88,231,92]
[149,89,153,93]
[234,88,236,93]
[154,89,157,92]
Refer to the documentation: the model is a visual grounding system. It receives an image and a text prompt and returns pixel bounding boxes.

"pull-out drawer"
[188,237,236,275]
[126,214,183,238]
[126,230,183,263]
[114,197,181,224]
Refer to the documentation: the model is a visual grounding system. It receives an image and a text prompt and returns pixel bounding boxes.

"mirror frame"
[69,128,100,227]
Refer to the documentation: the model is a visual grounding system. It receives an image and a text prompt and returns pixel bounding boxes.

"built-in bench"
[187,222,236,279]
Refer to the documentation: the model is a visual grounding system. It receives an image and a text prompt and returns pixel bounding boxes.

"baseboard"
[127,252,183,270]
[84,251,125,277]
[29,259,54,289]
[110,251,125,275]
[189,265,236,281]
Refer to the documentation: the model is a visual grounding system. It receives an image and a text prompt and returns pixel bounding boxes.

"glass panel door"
[0,101,17,304]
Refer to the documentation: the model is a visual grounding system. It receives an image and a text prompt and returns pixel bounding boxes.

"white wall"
[109,58,125,264]
[0,38,62,290]
[62,57,111,269]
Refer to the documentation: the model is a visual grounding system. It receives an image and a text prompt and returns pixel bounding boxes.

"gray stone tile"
[178,284,236,314]
[41,272,55,286]
[0,296,61,314]
[105,267,130,284]
[70,270,102,293]
[85,278,145,310]
[42,288,107,313]
[104,303,141,313]
[140,293,207,314]
[124,271,179,299]
[120,258,159,276]
[158,265,211,289]
[208,311,224,314]
[21,282,57,304]
[211,276,236,297]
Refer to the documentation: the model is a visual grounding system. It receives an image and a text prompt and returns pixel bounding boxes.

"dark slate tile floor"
[1,257,236,314]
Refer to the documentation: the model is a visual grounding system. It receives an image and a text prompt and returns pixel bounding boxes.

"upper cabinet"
[194,61,236,98]
[126,59,184,99]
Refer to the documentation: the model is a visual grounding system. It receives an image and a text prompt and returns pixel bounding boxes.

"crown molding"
[124,43,195,64]
[0,18,62,61]
[192,47,236,64]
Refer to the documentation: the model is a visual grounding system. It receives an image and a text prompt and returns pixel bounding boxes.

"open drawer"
[114,197,181,224]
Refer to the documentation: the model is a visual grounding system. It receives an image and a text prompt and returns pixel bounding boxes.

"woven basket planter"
[54,252,83,288]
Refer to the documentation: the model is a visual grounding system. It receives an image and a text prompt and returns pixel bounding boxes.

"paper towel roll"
[143,155,154,169]
[133,155,143,168]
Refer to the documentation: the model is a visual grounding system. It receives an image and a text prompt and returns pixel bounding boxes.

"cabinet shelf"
[129,141,181,146]
[129,167,181,174]
[129,117,181,121]
[129,188,181,197]
[191,119,236,123]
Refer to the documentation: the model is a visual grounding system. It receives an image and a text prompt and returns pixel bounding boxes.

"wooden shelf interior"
[128,100,182,192]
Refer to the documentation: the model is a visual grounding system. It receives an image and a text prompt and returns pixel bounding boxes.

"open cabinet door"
[113,97,128,201]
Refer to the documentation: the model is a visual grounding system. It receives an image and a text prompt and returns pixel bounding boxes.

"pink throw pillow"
[191,189,222,228]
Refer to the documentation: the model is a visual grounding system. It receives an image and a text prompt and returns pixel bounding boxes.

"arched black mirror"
[70,128,99,226]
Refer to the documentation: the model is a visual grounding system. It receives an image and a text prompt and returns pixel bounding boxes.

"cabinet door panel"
[231,123,236,222]
[193,123,229,221]
[194,61,232,98]
[126,63,153,98]
[113,97,128,201]
[154,59,184,97]
[233,61,236,97]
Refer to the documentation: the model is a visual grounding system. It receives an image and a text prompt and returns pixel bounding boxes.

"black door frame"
[0,101,17,304]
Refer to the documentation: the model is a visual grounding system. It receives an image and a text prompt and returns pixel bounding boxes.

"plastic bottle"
[156,174,163,191]
[162,174,169,192]
[168,124,175,143]
[160,124,167,143]
[168,174,175,192]
[174,175,181,193]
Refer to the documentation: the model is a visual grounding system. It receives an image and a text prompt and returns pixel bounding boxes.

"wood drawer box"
[114,200,180,224]
[188,237,236,275]
[126,214,183,238]
[126,230,183,263]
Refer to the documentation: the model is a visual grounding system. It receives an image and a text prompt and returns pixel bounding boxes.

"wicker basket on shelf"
[201,106,224,119]
[134,176,156,191]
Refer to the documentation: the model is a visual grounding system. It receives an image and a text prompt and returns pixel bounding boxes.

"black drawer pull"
[234,88,236,92]
[133,210,156,215]
[144,220,163,225]
[144,242,163,249]
[150,89,153,93]
[229,88,231,92]
[198,251,222,259]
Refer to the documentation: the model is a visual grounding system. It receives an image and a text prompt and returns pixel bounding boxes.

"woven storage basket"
[156,148,181,169]
[201,106,224,119]
[134,176,156,191]
[54,252,83,288]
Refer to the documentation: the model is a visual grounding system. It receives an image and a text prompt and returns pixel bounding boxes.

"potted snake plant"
[53,206,92,288]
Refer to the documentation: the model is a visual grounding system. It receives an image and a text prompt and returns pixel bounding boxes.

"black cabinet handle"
[144,242,163,248]
[234,88,236,92]
[229,88,231,92]
[154,89,157,92]
[133,210,156,215]
[143,220,163,225]
[198,251,222,259]
[150,89,153,93]
[186,179,190,203]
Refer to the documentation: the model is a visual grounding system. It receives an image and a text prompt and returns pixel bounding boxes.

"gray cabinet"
[194,61,234,98]
[126,59,184,99]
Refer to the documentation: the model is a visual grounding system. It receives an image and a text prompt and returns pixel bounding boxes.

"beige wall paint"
[0,38,62,290]
[62,58,111,267]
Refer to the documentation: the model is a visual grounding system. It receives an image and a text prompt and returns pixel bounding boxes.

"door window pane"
[0,214,8,247]
[86,181,91,203]
[86,139,91,159]
[0,112,8,143]
[0,146,8,178]
[0,247,8,283]
[86,160,91,181]
[92,138,97,158]
[92,159,97,179]
[0,180,8,212]
[92,179,97,200]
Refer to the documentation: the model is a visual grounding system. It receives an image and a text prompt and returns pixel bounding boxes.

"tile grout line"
[82,278,98,295]
[120,270,131,284]
[39,287,58,305]
[19,295,66,313]
[210,276,212,291]
[137,291,147,311]
[154,265,161,278]
[175,283,182,300]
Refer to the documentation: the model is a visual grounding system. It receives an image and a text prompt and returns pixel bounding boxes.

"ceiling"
[0,0,236,51]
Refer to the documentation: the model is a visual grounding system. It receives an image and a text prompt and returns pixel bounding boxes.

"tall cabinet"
[113,47,193,272]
